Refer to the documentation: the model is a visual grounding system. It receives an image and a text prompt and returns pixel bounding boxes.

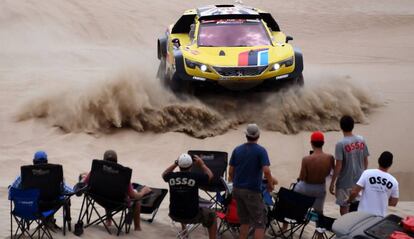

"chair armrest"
[71,182,88,197]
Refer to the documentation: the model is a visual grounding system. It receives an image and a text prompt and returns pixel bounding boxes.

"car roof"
[196,4,262,18]
[171,5,280,33]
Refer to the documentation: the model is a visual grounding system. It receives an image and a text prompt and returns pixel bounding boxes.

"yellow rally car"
[157,4,304,92]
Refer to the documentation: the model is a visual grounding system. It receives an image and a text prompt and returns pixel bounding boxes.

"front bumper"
[175,70,300,91]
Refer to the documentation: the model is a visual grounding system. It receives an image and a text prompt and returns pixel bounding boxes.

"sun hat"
[33,151,48,164]
[311,131,324,142]
[178,153,193,168]
[245,123,260,138]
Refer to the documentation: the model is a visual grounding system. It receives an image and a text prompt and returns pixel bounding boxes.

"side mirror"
[172,38,181,48]
[286,36,293,43]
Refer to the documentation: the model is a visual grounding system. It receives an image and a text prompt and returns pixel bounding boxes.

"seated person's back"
[163,170,208,219]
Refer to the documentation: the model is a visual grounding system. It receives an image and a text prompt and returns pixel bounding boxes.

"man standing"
[294,131,335,214]
[329,116,369,215]
[347,151,399,217]
[162,153,217,239]
[229,123,275,239]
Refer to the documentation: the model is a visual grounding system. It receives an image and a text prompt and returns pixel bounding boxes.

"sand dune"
[1,0,414,238]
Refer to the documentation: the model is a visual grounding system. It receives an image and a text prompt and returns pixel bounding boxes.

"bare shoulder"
[302,155,312,163]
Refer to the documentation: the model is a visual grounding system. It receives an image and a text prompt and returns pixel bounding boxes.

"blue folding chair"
[9,187,56,239]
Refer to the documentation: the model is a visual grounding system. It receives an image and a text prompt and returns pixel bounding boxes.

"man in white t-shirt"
[347,151,399,217]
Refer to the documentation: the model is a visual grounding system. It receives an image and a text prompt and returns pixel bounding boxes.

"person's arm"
[162,160,178,179]
[228,165,234,182]
[194,155,213,181]
[363,156,368,170]
[263,166,275,192]
[329,159,342,195]
[389,197,399,207]
[298,157,307,181]
[347,185,363,203]
[389,182,399,206]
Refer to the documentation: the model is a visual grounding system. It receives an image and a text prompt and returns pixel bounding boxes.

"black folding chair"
[312,214,336,239]
[76,159,135,236]
[267,187,315,239]
[20,164,72,236]
[134,184,168,223]
[188,150,228,209]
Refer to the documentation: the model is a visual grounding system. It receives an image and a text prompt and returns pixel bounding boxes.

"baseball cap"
[178,153,192,169]
[311,131,324,142]
[33,151,48,163]
[245,123,260,138]
[103,150,117,163]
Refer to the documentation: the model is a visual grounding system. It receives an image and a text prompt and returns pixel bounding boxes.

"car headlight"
[185,59,211,72]
[270,57,294,71]
[200,64,208,72]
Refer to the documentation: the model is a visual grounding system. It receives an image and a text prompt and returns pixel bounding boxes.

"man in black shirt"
[162,153,217,239]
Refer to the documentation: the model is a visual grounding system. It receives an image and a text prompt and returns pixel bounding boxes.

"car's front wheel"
[170,73,193,95]
[294,73,304,86]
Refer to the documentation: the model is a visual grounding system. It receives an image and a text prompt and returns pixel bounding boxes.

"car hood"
[182,44,293,67]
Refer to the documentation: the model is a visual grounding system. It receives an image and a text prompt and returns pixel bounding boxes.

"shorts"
[294,181,326,213]
[233,188,267,228]
[170,208,215,228]
[335,188,354,207]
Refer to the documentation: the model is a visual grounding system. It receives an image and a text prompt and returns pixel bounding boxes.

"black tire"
[156,58,169,87]
[294,73,304,86]
[170,73,193,95]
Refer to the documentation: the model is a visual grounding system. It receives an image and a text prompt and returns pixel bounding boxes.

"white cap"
[178,153,192,168]
[245,123,260,138]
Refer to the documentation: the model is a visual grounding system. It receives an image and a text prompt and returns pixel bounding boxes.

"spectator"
[347,151,399,217]
[10,150,73,194]
[329,116,370,215]
[294,131,334,214]
[10,150,73,229]
[82,150,152,231]
[228,123,275,239]
[162,153,217,239]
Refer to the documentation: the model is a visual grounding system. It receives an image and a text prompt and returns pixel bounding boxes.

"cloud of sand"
[16,71,382,138]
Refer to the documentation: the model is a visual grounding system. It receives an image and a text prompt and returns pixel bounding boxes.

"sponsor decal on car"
[238,49,269,66]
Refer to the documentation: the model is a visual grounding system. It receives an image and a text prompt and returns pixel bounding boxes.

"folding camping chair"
[267,187,315,239]
[188,150,228,210]
[20,164,72,236]
[133,184,168,223]
[307,211,336,239]
[9,187,56,239]
[75,159,136,236]
[216,179,240,239]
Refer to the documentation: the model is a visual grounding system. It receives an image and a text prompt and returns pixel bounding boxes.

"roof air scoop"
[216,4,235,7]
[219,50,225,56]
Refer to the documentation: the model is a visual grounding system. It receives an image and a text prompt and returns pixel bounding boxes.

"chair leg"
[10,201,13,239]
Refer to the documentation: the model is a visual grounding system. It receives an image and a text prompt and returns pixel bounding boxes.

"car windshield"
[197,19,272,47]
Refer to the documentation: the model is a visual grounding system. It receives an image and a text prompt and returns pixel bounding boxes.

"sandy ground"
[1,0,414,238]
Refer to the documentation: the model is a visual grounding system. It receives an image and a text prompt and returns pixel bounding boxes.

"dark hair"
[33,159,48,165]
[340,115,354,132]
[246,135,259,142]
[378,151,393,168]
[311,141,324,148]
[103,150,118,163]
